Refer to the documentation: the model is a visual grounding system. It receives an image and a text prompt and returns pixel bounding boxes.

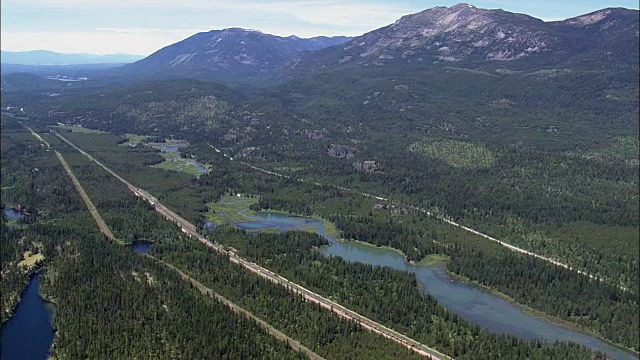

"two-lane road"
[57,132,450,360]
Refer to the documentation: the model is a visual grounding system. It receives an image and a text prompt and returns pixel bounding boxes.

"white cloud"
[1,30,195,55]
[3,0,412,28]
[1,1,414,54]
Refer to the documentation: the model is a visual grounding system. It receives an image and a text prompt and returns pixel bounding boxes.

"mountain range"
[104,4,639,84]
[292,5,639,72]
[115,29,352,84]
[1,50,144,65]
[2,4,637,86]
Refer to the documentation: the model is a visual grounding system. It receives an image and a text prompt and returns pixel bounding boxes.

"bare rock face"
[353,160,380,173]
[306,130,328,140]
[118,29,352,83]
[294,4,638,70]
[358,4,554,63]
[111,4,637,82]
[327,144,357,159]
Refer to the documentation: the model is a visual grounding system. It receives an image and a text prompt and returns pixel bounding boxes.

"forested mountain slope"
[109,29,351,84]
[1,3,638,356]
[290,5,639,73]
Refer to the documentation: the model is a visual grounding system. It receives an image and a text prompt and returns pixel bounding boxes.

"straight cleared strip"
[57,132,448,359]
[23,125,115,240]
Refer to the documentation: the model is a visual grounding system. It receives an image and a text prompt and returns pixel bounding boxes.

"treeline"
[47,129,437,359]
[256,189,639,351]
[206,227,602,359]
[18,65,640,295]
[152,239,424,360]
[1,124,86,323]
[47,129,639,350]
[218,132,638,295]
[39,220,307,359]
[47,132,214,225]
[1,125,306,359]
[261,138,638,289]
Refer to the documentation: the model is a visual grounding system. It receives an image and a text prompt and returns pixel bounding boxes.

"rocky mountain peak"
[293,4,637,72]
[390,3,493,35]
[334,3,551,64]
[556,7,639,37]
[118,28,352,83]
[564,9,614,27]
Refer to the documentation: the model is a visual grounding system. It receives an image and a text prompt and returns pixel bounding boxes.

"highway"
[214,146,626,291]
[21,126,328,360]
[57,132,450,360]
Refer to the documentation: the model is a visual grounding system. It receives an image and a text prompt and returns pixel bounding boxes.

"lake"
[3,208,26,221]
[0,273,55,360]
[236,211,637,360]
[130,239,154,254]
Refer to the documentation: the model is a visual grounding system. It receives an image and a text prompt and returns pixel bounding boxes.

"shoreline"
[327,238,639,356]
[444,270,638,356]
[1,263,44,327]
[217,205,638,356]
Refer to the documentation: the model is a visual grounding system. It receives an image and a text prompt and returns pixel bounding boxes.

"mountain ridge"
[37,4,640,84]
[290,4,638,73]
[1,50,144,65]
[115,29,353,84]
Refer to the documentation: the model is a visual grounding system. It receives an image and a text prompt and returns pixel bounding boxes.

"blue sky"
[2,0,638,55]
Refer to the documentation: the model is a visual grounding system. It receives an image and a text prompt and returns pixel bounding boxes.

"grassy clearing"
[584,136,639,165]
[150,148,209,176]
[321,220,339,238]
[120,133,150,146]
[409,139,496,169]
[207,196,342,239]
[245,227,281,234]
[53,125,105,134]
[207,195,259,225]
[119,135,208,176]
[416,254,450,267]
[18,251,44,268]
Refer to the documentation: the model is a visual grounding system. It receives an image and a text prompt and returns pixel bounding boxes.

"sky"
[1,0,638,56]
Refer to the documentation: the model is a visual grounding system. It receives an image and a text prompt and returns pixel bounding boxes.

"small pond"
[161,145,179,153]
[203,221,216,232]
[130,240,154,254]
[3,208,27,221]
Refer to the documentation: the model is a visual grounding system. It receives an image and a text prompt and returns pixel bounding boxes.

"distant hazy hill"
[113,29,352,84]
[1,50,144,65]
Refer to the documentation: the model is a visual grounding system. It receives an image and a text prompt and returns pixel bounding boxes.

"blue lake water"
[203,221,217,232]
[161,145,178,153]
[3,208,26,221]
[0,273,55,360]
[158,145,207,175]
[130,240,153,254]
[236,211,637,360]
